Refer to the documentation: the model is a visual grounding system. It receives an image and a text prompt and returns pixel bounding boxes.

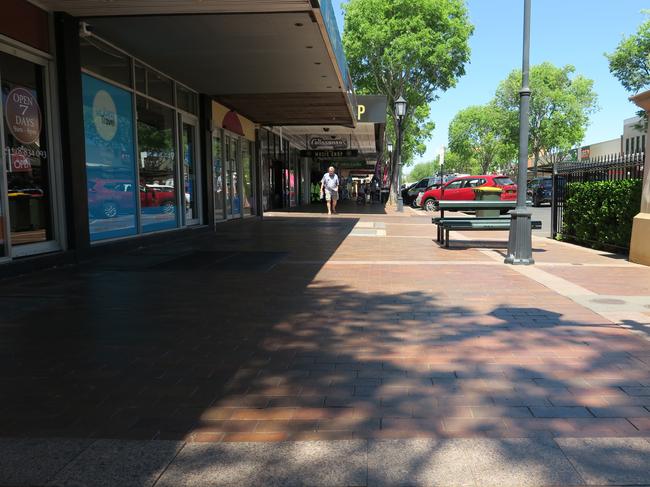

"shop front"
[0,0,359,275]
[79,34,203,242]
[0,1,65,262]
[211,101,256,221]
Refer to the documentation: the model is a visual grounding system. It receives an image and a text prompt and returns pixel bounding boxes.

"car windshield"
[493,177,514,186]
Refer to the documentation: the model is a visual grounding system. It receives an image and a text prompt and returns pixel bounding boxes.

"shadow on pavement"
[0,213,649,485]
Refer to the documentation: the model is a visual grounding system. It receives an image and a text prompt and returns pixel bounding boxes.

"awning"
[45,0,356,126]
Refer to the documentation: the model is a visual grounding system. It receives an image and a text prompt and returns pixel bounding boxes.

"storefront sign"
[92,89,118,141]
[82,74,138,241]
[10,152,32,172]
[4,87,41,144]
[308,136,348,150]
[300,149,358,158]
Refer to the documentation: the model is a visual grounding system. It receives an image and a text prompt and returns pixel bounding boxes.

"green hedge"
[561,179,643,250]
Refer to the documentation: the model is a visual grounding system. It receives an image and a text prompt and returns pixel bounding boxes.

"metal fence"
[551,152,645,243]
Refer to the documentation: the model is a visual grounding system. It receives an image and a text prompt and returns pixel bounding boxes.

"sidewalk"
[2,202,650,486]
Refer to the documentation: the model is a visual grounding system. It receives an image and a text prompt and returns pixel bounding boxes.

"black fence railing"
[551,152,645,243]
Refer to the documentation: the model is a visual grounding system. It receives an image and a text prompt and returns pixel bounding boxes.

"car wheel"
[424,198,437,212]
[102,201,118,219]
[161,200,176,214]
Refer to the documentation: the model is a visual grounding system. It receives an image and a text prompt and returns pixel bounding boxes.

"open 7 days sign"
[4,87,42,145]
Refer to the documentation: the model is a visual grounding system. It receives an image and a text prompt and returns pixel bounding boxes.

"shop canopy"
[281,95,388,169]
[46,0,356,126]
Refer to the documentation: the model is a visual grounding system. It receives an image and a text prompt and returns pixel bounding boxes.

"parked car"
[419,175,517,212]
[88,179,177,219]
[401,176,439,206]
[414,183,441,208]
[528,177,552,207]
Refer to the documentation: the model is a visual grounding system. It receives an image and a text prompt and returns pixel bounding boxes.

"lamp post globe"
[395,96,407,118]
[394,96,407,212]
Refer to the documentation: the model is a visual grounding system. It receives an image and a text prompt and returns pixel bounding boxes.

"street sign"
[300,149,358,158]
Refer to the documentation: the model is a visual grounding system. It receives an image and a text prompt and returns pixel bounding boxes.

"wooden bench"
[436,217,542,248]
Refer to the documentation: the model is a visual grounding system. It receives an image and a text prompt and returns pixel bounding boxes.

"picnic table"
[431,200,540,248]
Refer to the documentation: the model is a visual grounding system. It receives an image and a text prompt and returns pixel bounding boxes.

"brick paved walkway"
[2,202,650,486]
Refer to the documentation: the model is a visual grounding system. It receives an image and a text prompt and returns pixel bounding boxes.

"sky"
[331,0,648,165]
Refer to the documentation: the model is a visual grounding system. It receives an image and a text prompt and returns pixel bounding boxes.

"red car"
[419,175,517,212]
[88,179,177,219]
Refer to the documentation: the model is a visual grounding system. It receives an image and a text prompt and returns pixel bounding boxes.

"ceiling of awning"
[77,12,354,126]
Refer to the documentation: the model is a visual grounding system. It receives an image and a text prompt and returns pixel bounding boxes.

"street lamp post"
[394,96,407,212]
[505,0,534,265]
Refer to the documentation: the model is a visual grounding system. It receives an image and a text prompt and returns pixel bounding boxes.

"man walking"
[320,166,339,215]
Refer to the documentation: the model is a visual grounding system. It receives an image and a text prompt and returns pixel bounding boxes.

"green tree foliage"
[342,0,473,198]
[562,179,643,250]
[441,150,477,174]
[494,62,598,175]
[606,16,650,94]
[407,158,439,182]
[448,104,516,174]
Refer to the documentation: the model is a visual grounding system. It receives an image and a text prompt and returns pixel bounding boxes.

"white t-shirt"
[321,173,339,192]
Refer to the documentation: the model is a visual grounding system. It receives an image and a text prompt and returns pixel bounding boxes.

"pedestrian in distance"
[320,166,339,215]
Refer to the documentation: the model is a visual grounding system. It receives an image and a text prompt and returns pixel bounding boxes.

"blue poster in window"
[82,74,137,241]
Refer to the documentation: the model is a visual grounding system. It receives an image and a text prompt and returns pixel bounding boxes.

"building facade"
[0,0,385,275]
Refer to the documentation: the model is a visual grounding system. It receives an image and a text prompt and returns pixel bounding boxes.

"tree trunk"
[388,150,399,205]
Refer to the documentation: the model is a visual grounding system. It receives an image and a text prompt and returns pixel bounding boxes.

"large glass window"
[225,135,240,218]
[82,74,138,241]
[242,140,253,216]
[182,122,198,224]
[212,132,224,220]
[177,85,198,115]
[134,62,173,105]
[1,51,53,250]
[81,34,203,241]
[136,97,178,232]
[80,37,131,87]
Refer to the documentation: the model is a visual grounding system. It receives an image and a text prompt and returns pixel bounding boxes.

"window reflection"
[136,97,178,232]
[212,134,224,220]
[182,123,197,223]
[242,141,253,216]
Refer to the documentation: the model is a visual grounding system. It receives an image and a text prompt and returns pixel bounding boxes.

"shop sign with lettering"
[308,136,348,150]
[300,149,359,158]
[4,87,42,145]
[10,153,32,172]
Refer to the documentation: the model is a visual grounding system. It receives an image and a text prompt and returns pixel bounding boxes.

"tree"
[494,62,598,176]
[343,0,473,202]
[606,14,650,129]
[448,104,516,174]
[407,158,439,182]
[606,16,650,94]
[441,150,478,175]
